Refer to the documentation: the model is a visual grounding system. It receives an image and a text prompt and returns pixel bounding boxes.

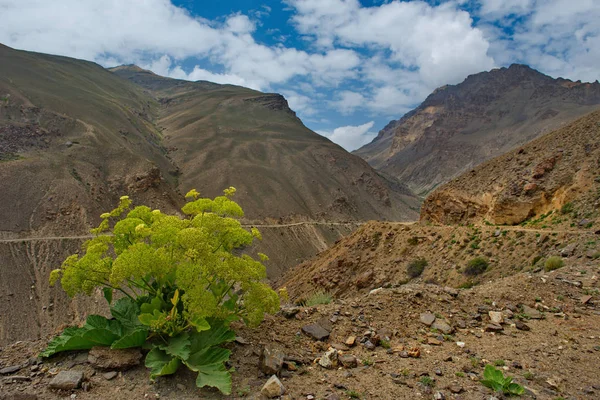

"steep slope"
[110,65,420,222]
[355,64,600,195]
[421,110,600,226]
[0,44,182,238]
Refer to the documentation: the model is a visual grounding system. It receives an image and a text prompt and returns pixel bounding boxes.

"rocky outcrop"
[421,110,600,225]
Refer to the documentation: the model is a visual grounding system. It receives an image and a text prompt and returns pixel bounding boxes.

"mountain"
[354,64,600,195]
[421,109,600,226]
[109,65,419,223]
[0,44,419,240]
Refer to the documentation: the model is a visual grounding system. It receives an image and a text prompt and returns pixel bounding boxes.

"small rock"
[488,311,503,324]
[302,323,330,341]
[331,343,350,351]
[88,347,142,370]
[0,365,22,375]
[515,320,530,331]
[560,244,576,257]
[420,313,436,326]
[399,351,409,358]
[456,342,465,348]
[433,392,445,400]
[318,347,338,369]
[427,338,443,346]
[338,354,358,368]
[364,340,376,350]
[102,371,118,380]
[235,336,249,345]
[485,323,503,332]
[259,345,286,375]
[408,347,421,358]
[49,370,83,390]
[261,375,285,398]
[434,369,443,376]
[521,305,542,319]
[281,307,300,319]
[432,319,454,334]
[494,229,501,237]
[581,295,593,304]
[345,336,356,347]
[448,385,464,394]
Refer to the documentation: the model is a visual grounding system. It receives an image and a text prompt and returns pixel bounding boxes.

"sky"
[1,0,599,151]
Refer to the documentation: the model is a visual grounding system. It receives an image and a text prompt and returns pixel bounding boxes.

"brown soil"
[1,262,599,399]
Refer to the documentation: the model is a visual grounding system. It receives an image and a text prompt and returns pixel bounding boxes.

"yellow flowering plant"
[43,188,279,394]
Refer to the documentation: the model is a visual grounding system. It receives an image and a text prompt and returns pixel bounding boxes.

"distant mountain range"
[355,64,600,196]
[0,44,419,237]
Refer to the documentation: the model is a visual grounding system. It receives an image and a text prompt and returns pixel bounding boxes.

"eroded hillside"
[421,110,600,226]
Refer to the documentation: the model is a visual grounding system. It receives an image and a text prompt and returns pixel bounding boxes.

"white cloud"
[318,121,376,151]
[330,91,366,115]
[281,90,318,116]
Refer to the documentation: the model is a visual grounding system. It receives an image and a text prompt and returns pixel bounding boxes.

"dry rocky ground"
[1,252,599,399]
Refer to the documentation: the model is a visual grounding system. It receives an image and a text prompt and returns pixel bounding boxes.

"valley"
[1,44,600,400]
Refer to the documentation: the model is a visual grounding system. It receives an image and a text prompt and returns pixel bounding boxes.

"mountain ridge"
[354,63,600,195]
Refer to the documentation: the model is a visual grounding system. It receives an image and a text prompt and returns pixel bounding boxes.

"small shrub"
[544,256,564,271]
[531,255,543,266]
[304,290,333,306]
[419,376,434,387]
[362,357,374,366]
[494,359,505,367]
[407,258,428,278]
[346,390,361,399]
[481,365,524,396]
[464,257,489,276]
[560,202,574,214]
[458,280,477,289]
[407,236,420,246]
[455,371,465,377]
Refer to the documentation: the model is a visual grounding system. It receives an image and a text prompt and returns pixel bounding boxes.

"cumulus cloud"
[318,121,376,151]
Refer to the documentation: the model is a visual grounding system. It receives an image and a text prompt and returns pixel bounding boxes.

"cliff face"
[420,110,600,226]
[355,64,600,195]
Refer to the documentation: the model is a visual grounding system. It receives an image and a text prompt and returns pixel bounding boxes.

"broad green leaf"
[40,326,96,358]
[103,287,113,304]
[185,347,230,370]
[158,332,191,360]
[507,383,525,395]
[140,296,164,315]
[188,319,235,352]
[194,362,232,395]
[483,365,504,382]
[190,316,211,331]
[111,329,148,349]
[138,309,165,326]
[85,315,122,335]
[145,347,181,379]
[111,297,141,329]
[82,328,121,346]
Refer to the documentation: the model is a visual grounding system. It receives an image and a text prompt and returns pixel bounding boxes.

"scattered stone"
[448,385,464,394]
[324,394,341,400]
[364,340,376,350]
[88,347,142,370]
[521,305,542,319]
[318,347,338,369]
[433,392,446,400]
[560,244,577,257]
[259,345,286,375]
[345,336,356,347]
[581,295,593,304]
[434,369,443,376]
[102,371,118,380]
[427,338,443,346]
[443,287,459,298]
[49,370,83,390]
[0,365,21,375]
[494,229,501,237]
[399,351,409,358]
[432,319,454,334]
[261,375,285,398]
[488,311,503,324]
[338,354,358,368]
[281,307,300,319]
[485,323,503,332]
[354,270,373,288]
[408,347,421,358]
[515,320,530,331]
[302,323,330,341]
[331,343,350,351]
[420,313,436,326]
[456,342,465,348]
[235,336,249,345]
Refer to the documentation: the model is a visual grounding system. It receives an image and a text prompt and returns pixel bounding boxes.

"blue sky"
[1,0,599,150]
